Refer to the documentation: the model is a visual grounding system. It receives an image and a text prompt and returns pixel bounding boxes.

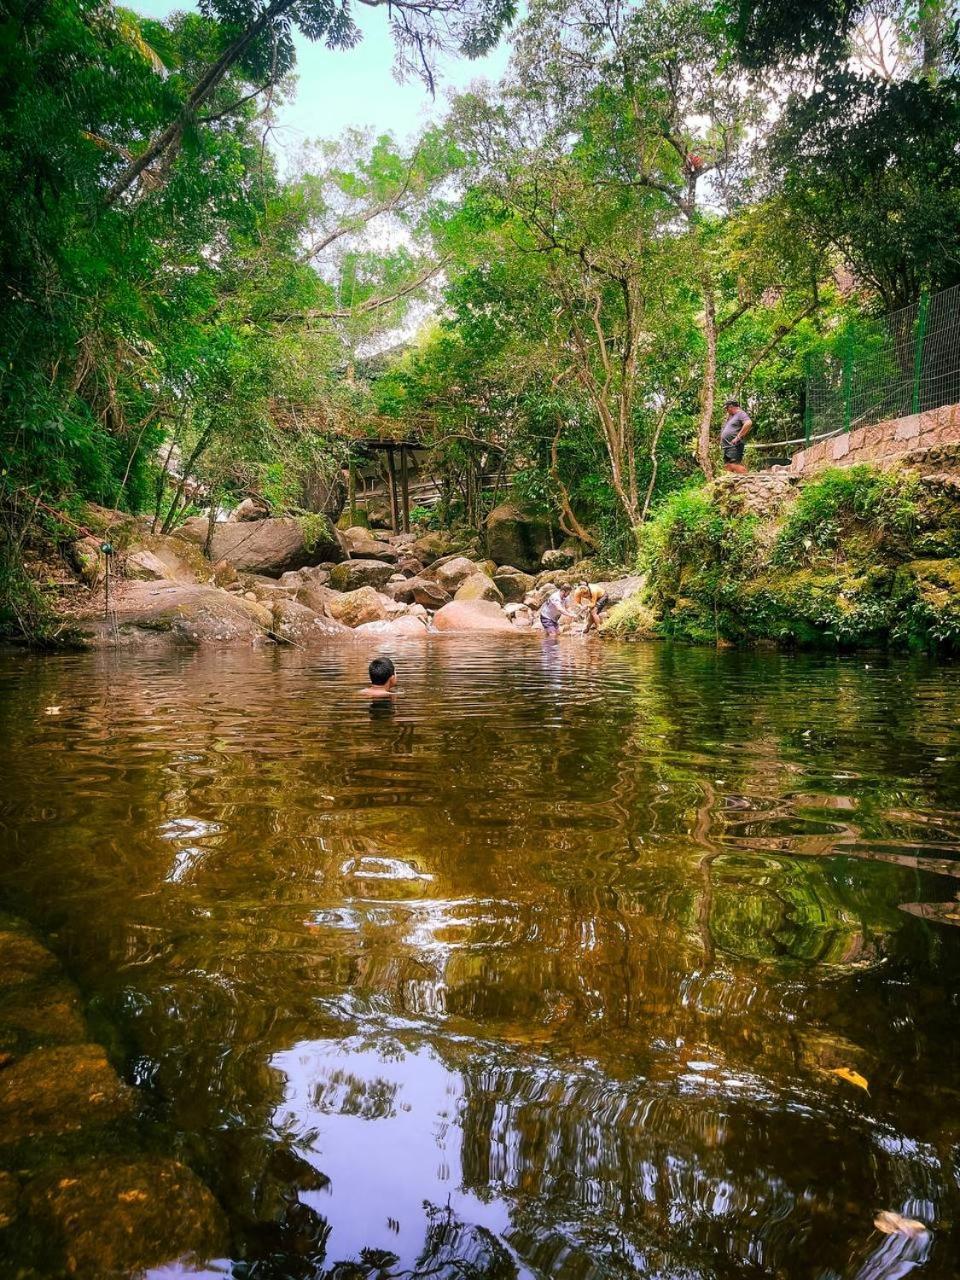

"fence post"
[911,290,930,416]
[842,331,854,434]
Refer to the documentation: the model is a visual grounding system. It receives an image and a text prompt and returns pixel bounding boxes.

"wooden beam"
[400,445,410,533]
[385,446,399,533]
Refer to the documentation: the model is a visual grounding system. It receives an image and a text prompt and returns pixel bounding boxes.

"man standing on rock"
[720,398,753,474]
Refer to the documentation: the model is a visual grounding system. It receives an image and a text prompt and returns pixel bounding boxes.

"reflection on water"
[1,639,959,1277]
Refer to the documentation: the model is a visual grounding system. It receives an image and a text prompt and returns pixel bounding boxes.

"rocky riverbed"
[64,505,644,648]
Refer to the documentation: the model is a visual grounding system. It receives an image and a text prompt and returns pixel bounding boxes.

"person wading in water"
[720,398,753,474]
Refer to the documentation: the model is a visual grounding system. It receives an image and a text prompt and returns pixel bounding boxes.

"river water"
[1,637,959,1278]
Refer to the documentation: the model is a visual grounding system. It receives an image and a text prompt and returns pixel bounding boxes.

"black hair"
[724,398,740,408]
[368,656,396,686]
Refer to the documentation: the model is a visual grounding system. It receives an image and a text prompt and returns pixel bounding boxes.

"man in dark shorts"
[720,398,753,474]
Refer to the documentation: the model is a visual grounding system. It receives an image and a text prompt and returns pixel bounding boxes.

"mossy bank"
[602,465,960,654]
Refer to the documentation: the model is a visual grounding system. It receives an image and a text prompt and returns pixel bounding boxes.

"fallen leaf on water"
[874,1210,929,1238]
[831,1066,869,1091]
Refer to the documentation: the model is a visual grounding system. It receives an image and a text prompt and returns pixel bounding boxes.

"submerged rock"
[0,930,59,989]
[0,981,88,1049]
[0,1171,19,1230]
[0,1044,134,1142]
[25,1157,227,1277]
[352,616,430,638]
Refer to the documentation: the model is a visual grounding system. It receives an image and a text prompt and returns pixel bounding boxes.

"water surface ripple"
[1,639,959,1278]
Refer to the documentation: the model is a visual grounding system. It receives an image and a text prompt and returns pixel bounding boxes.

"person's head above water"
[364,656,397,696]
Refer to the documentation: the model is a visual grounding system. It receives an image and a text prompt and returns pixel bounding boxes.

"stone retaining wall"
[789,403,960,476]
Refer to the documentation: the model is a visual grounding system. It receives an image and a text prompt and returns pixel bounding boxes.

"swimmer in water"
[362,656,397,698]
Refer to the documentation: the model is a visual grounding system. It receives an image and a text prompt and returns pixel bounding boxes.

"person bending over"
[539,585,576,635]
[573,581,609,632]
[720,398,753,474]
[363,656,397,698]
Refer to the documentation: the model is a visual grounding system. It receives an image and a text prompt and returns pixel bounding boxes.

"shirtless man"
[362,656,397,697]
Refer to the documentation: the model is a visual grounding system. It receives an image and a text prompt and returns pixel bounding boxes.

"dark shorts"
[540,614,560,633]
[594,594,609,613]
[722,439,745,464]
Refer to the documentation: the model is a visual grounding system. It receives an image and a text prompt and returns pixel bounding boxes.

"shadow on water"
[0,638,959,1277]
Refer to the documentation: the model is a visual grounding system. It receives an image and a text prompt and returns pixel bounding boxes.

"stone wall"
[789,403,960,476]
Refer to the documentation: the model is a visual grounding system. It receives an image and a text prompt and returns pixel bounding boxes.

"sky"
[133,0,513,159]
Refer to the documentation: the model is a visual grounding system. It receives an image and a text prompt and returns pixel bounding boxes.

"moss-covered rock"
[639,465,960,653]
[600,592,658,639]
[0,930,59,990]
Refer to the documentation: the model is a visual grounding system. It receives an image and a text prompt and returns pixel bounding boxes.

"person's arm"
[734,414,753,443]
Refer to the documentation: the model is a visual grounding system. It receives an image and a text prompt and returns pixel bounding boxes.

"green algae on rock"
[24,1157,227,1277]
[0,1045,134,1142]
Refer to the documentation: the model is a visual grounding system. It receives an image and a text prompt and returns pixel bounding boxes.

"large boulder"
[170,515,212,547]
[329,559,395,592]
[83,580,273,646]
[397,555,424,578]
[454,572,503,604]
[600,573,647,604]
[204,517,343,577]
[493,566,534,603]
[433,556,479,593]
[485,502,554,573]
[325,586,392,628]
[432,600,516,633]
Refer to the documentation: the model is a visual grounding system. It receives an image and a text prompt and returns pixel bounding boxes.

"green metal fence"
[804,283,960,445]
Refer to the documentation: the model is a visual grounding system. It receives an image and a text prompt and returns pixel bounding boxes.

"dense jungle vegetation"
[2,0,959,637]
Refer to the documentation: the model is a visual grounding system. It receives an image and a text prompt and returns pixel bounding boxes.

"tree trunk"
[697,273,717,481]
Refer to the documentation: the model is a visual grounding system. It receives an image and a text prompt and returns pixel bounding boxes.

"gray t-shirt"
[721,409,750,444]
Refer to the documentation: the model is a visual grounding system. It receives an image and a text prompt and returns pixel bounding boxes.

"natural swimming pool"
[0,637,958,1277]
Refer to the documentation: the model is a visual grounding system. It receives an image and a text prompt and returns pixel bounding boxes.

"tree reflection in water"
[0,641,957,1277]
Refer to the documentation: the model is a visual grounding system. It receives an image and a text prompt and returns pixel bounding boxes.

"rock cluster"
[73,504,646,646]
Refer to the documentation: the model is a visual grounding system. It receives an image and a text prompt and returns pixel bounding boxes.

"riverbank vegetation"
[2,0,959,645]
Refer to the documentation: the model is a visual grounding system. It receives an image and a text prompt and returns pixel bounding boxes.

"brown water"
[1,638,959,1279]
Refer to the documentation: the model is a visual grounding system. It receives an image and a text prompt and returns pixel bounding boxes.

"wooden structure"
[349,438,421,533]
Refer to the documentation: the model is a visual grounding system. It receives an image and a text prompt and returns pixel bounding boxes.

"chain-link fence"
[804,283,960,445]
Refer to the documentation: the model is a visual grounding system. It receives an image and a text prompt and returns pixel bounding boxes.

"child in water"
[362,656,397,698]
